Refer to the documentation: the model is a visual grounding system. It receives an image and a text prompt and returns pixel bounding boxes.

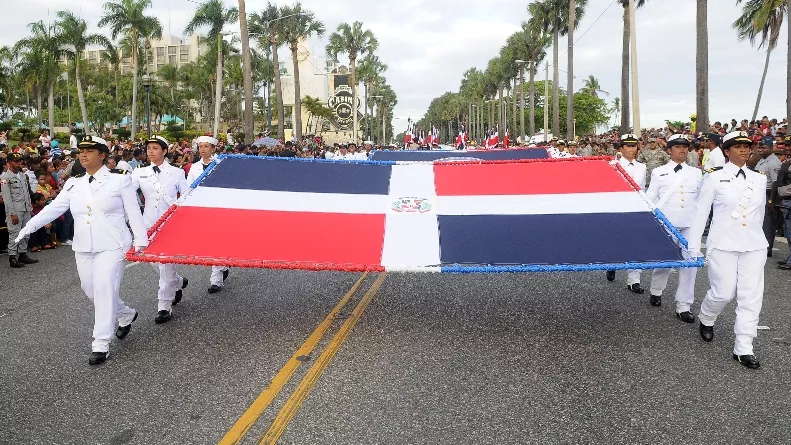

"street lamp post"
[515,60,526,144]
[141,73,153,139]
[98,101,103,134]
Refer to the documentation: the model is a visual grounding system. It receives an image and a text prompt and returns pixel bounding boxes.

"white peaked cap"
[196,136,219,146]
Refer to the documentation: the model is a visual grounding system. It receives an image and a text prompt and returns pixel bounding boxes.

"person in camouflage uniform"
[637,136,670,186]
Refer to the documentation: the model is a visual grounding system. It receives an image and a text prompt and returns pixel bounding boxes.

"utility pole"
[238,0,254,144]
[629,0,641,137]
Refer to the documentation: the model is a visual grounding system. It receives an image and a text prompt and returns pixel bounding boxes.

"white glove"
[14,227,31,244]
[133,245,145,253]
[689,250,703,258]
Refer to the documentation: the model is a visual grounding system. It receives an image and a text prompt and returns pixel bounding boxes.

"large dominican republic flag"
[128,156,703,273]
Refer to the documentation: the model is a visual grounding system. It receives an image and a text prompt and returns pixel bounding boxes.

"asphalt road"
[1,242,790,445]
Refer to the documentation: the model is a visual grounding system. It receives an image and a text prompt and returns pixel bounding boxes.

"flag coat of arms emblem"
[129,156,702,273]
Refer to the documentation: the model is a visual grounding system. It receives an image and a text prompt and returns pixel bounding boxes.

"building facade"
[279,39,361,144]
[62,34,207,74]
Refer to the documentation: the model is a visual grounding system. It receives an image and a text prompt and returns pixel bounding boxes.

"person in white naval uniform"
[132,136,189,323]
[606,134,648,293]
[702,133,726,171]
[645,134,703,322]
[15,136,148,365]
[688,131,768,369]
[186,136,230,293]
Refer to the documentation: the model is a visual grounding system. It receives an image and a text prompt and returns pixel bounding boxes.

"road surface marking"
[219,272,370,445]
[258,272,389,445]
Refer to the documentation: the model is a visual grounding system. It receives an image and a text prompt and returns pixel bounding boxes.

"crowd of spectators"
[4,117,790,262]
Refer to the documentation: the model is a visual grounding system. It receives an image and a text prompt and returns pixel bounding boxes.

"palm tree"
[611,97,621,127]
[102,42,122,108]
[14,21,62,131]
[15,49,45,128]
[357,54,388,141]
[185,0,239,138]
[696,0,709,132]
[505,21,550,138]
[582,75,608,98]
[238,0,254,144]
[566,0,588,140]
[57,11,112,133]
[326,21,378,143]
[734,0,787,121]
[280,3,324,142]
[99,0,162,137]
[250,3,285,138]
[617,0,647,134]
[528,0,585,137]
[301,95,321,134]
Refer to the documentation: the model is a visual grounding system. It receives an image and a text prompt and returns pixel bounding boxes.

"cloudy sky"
[1,0,788,130]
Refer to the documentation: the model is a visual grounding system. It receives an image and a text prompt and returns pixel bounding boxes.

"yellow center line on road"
[219,272,370,445]
[257,272,389,445]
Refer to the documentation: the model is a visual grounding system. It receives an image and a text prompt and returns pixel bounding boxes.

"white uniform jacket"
[186,158,216,187]
[646,162,703,228]
[23,166,148,253]
[132,161,188,229]
[703,147,726,171]
[689,162,768,254]
[612,157,647,190]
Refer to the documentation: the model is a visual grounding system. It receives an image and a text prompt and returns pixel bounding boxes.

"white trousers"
[210,265,229,286]
[698,248,766,356]
[75,248,136,352]
[149,263,183,311]
[626,269,641,286]
[650,228,697,312]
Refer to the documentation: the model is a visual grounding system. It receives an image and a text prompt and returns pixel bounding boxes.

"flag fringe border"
[126,155,705,273]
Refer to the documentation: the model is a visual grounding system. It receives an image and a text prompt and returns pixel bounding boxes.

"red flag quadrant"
[129,156,701,273]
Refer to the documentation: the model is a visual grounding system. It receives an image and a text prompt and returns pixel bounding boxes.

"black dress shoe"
[173,278,189,306]
[777,260,788,265]
[778,264,791,270]
[627,283,645,294]
[699,323,714,342]
[223,269,230,281]
[116,311,138,339]
[732,354,760,369]
[676,311,695,323]
[208,284,222,294]
[18,253,38,264]
[650,294,662,307]
[89,351,108,365]
[9,256,24,268]
[154,310,172,324]
[606,270,615,281]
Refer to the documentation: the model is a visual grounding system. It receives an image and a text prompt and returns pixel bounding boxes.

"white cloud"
[1,0,788,130]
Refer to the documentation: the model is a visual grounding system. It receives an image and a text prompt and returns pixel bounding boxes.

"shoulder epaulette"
[110,169,129,175]
[704,167,723,173]
[72,172,86,178]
